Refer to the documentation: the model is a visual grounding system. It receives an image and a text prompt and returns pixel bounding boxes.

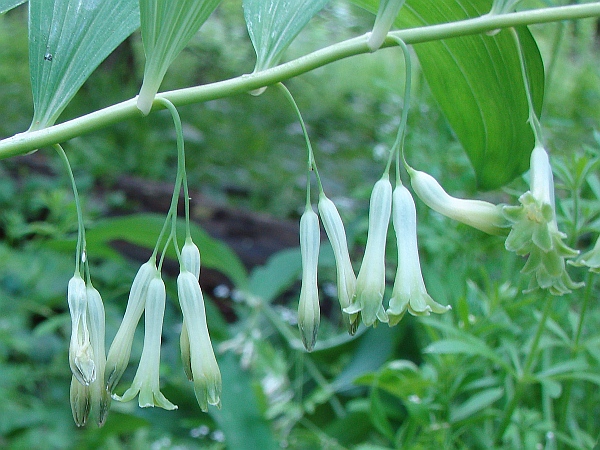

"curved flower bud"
[85,285,111,426]
[68,273,95,386]
[177,271,222,411]
[115,276,177,410]
[387,186,451,325]
[503,145,582,295]
[180,237,201,379]
[408,168,508,235]
[368,0,407,51]
[298,206,321,351]
[70,375,90,427]
[345,176,392,327]
[105,259,157,393]
[318,194,358,334]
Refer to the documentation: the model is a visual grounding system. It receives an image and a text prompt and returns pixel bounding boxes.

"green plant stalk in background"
[1,3,599,160]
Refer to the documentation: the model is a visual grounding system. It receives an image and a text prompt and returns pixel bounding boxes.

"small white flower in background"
[503,144,582,295]
[105,259,157,393]
[115,276,177,410]
[368,0,407,51]
[177,270,222,411]
[387,185,451,325]
[345,176,392,327]
[68,273,95,386]
[318,193,359,334]
[408,167,507,235]
[297,205,321,351]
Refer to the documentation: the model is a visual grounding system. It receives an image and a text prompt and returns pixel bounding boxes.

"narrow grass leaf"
[449,386,504,423]
[28,0,139,130]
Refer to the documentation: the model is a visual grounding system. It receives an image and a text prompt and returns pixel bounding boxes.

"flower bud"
[115,276,177,410]
[408,168,507,235]
[387,186,450,325]
[105,259,157,393]
[68,273,95,386]
[298,206,321,351]
[318,194,358,334]
[368,0,407,51]
[181,237,201,279]
[177,271,222,411]
[345,176,392,326]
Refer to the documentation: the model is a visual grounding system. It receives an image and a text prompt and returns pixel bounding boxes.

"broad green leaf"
[0,0,26,14]
[449,386,503,423]
[243,0,330,73]
[44,213,248,288]
[351,0,544,189]
[137,0,221,114]
[28,0,140,130]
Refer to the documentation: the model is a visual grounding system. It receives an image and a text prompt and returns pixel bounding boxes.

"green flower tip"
[570,236,600,273]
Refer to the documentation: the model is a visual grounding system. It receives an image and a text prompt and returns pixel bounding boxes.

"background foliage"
[0,0,600,449]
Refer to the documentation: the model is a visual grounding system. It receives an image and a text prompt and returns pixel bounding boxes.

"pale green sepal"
[106,259,157,393]
[367,0,406,51]
[115,276,177,410]
[298,206,321,351]
[243,0,330,74]
[137,0,222,114]
[317,194,359,334]
[386,186,450,326]
[345,176,392,327]
[28,0,139,129]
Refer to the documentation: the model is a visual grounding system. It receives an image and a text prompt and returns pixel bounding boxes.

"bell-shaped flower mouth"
[298,206,321,351]
[345,176,392,327]
[387,185,450,325]
[177,270,222,411]
[408,168,508,235]
[318,194,358,334]
[105,259,157,394]
[114,276,177,410]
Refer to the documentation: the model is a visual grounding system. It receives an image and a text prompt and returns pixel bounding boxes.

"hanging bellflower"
[297,205,321,351]
[67,273,96,386]
[345,176,392,327]
[387,185,451,325]
[180,238,201,381]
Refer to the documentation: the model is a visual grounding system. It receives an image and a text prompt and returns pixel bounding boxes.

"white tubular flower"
[318,193,358,334]
[368,0,407,51]
[70,375,90,427]
[180,237,201,379]
[387,185,451,325]
[177,271,222,411]
[298,206,321,351]
[408,167,507,235]
[85,285,111,426]
[345,176,392,327]
[115,276,177,410]
[68,273,95,386]
[105,259,157,393]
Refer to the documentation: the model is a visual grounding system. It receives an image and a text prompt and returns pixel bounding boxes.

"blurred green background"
[0,1,600,449]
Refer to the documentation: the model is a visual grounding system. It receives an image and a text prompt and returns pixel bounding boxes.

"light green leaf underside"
[243,0,330,72]
[28,0,139,130]
[137,0,221,114]
[352,0,544,190]
[0,0,26,14]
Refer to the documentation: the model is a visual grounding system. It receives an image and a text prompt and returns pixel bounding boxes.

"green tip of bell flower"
[70,376,91,427]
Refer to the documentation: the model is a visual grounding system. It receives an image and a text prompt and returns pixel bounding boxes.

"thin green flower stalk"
[318,193,359,335]
[387,185,451,325]
[298,205,321,351]
[105,258,158,393]
[345,175,392,327]
[368,0,407,51]
[408,167,508,235]
[137,0,222,114]
[115,275,177,410]
[177,270,222,411]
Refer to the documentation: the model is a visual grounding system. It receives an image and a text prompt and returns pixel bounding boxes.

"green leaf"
[449,386,504,423]
[45,213,248,288]
[350,0,544,189]
[28,0,140,130]
[424,337,509,371]
[0,0,26,14]
[243,0,330,73]
[137,0,221,114]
